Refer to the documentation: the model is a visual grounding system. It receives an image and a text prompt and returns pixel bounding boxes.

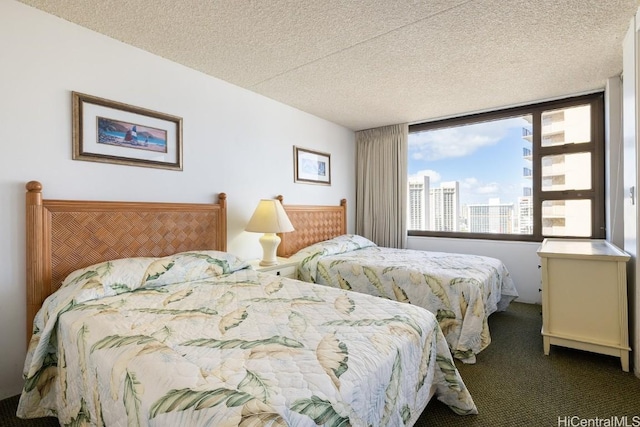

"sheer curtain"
[355,123,408,248]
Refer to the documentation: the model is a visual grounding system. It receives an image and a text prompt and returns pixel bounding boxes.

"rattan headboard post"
[218,192,227,252]
[26,181,48,346]
[25,181,228,345]
[276,196,347,258]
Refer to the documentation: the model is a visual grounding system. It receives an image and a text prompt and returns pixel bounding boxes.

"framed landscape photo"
[293,146,331,185]
[72,91,183,170]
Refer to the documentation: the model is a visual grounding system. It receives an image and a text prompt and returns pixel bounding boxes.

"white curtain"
[355,123,408,248]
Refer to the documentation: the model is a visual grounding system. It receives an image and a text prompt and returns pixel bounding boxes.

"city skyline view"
[408,116,531,207]
[408,101,595,237]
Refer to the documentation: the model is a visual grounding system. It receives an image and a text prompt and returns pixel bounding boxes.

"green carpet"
[417,302,640,426]
[2,302,639,426]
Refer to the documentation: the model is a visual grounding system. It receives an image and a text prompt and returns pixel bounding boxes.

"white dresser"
[537,238,630,371]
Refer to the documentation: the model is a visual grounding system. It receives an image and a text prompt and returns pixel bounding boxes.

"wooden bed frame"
[276,196,347,258]
[25,181,227,344]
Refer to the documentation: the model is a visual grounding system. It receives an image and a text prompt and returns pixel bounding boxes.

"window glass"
[408,92,604,241]
[541,153,591,191]
[408,115,533,235]
[541,200,591,237]
[541,104,591,147]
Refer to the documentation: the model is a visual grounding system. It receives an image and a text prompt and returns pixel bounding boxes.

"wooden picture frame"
[293,146,331,185]
[72,91,183,170]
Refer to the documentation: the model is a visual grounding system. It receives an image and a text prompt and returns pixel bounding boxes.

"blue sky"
[408,116,531,205]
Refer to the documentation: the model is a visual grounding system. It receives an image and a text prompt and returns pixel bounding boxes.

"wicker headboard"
[25,181,227,343]
[276,196,347,258]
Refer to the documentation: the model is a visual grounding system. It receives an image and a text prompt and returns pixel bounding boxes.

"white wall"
[605,76,625,249]
[0,1,355,399]
[622,10,640,377]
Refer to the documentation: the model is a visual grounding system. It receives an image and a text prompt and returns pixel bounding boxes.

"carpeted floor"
[0,395,56,427]
[1,302,639,426]
[417,302,640,426]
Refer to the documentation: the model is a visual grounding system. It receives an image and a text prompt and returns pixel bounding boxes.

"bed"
[17,181,477,426]
[276,197,519,363]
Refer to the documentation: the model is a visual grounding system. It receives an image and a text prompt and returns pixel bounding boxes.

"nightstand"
[249,257,298,279]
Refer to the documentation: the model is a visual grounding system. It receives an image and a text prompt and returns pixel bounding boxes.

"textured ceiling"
[19,0,639,131]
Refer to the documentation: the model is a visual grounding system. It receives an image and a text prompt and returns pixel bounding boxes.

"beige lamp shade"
[245,200,294,266]
[245,199,294,233]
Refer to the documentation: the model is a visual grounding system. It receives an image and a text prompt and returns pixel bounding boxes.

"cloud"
[460,177,478,189]
[409,169,441,183]
[476,183,500,194]
[459,177,499,199]
[409,117,526,161]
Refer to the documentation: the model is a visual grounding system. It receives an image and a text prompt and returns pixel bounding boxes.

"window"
[408,93,604,241]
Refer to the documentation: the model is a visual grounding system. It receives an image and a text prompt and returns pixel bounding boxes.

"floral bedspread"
[18,250,476,426]
[293,235,519,363]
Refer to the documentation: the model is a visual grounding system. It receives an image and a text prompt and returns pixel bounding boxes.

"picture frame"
[293,146,331,185]
[72,91,183,171]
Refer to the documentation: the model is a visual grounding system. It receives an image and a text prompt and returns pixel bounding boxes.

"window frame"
[408,92,605,242]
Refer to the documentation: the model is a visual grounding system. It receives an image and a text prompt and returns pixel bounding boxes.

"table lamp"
[245,199,295,266]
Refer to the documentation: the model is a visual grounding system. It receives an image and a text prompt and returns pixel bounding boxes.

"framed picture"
[293,146,331,185]
[72,91,183,170]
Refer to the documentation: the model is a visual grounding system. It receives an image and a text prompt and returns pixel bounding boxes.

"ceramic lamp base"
[259,232,280,266]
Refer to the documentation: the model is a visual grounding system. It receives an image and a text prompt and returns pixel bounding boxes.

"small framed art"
[293,146,331,185]
[72,91,183,170]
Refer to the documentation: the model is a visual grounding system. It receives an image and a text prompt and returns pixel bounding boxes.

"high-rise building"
[539,105,592,236]
[517,196,533,234]
[468,198,514,233]
[407,178,459,232]
[430,181,459,231]
[408,176,430,230]
[520,125,534,234]
[518,104,591,236]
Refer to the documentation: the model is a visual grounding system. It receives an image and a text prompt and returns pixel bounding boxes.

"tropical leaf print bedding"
[294,235,519,363]
[17,252,476,426]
